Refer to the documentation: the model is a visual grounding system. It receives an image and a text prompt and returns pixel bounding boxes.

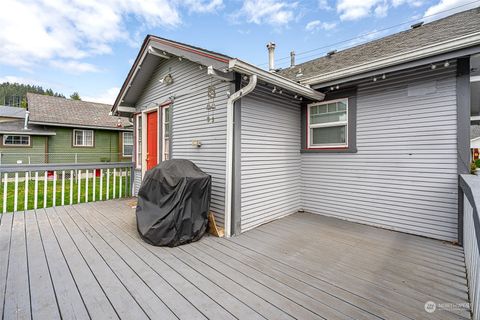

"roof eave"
[229,59,325,101]
[301,31,480,87]
[28,121,132,131]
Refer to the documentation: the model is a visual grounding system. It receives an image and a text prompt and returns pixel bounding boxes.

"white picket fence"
[0,162,134,213]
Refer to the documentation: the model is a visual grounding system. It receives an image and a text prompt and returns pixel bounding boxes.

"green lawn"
[0,173,131,213]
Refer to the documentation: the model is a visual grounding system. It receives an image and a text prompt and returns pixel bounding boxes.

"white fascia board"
[229,59,325,101]
[301,32,480,86]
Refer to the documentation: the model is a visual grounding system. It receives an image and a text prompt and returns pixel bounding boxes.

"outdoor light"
[444,61,450,67]
[272,86,277,93]
[330,86,334,90]
[382,74,386,80]
[336,85,340,89]
[431,64,436,70]
[373,76,377,82]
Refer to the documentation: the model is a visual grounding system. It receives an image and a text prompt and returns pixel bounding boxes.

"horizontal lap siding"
[241,89,302,231]
[301,66,458,241]
[136,59,228,226]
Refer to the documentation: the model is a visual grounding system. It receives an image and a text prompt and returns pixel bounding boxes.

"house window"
[73,129,94,147]
[3,135,30,146]
[123,132,133,157]
[162,106,170,161]
[136,114,142,168]
[307,99,348,148]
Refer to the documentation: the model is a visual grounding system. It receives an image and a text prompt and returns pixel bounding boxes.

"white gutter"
[224,74,258,238]
[229,59,325,101]
[300,31,480,86]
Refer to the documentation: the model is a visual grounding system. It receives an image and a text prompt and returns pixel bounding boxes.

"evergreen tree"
[70,92,81,100]
[0,82,65,108]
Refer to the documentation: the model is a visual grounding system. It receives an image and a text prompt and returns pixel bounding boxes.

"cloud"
[235,0,298,26]
[337,0,424,21]
[50,60,100,74]
[0,0,223,72]
[183,0,224,13]
[83,87,121,105]
[318,0,333,10]
[305,20,337,32]
[423,0,479,21]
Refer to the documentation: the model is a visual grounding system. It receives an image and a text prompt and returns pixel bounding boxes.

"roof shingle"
[27,93,130,129]
[279,8,480,82]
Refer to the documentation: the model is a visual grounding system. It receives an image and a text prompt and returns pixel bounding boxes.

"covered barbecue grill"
[136,159,211,247]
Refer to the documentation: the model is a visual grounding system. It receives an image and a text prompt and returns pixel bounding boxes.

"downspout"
[224,74,257,238]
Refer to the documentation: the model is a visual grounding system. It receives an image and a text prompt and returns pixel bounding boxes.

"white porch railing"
[460,174,480,320]
[0,162,134,213]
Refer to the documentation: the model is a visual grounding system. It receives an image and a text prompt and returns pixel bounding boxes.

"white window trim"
[2,135,30,147]
[135,114,142,169]
[162,105,170,161]
[73,129,94,147]
[307,98,348,149]
[122,131,133,157]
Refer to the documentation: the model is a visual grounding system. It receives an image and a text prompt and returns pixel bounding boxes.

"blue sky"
[0,0,478,104]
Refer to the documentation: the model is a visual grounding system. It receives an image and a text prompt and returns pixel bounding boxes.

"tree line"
[0,82,81,108]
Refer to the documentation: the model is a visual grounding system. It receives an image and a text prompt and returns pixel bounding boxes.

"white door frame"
[141,105,160,178]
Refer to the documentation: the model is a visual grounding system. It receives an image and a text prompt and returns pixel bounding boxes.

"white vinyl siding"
[240,87,302,232]
[135,58,229,227]
[301,65,458,241]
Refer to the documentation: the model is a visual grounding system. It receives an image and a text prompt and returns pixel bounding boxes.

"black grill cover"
[136,159,211,247]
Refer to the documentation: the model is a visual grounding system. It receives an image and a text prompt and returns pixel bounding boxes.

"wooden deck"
[0,199,471,319]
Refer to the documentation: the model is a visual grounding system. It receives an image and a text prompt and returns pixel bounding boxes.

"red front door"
[146,111,158,170]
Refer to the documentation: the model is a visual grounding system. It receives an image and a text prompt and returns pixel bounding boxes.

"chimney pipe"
[266,42,276,72]
[24,110,29,130]
[290,51,295,68]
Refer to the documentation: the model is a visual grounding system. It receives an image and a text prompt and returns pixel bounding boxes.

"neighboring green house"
[0,94,132,164]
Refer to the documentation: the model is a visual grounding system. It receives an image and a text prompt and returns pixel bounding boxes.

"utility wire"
[257,0,480,68]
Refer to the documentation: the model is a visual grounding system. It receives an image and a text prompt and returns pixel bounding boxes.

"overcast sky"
[0,0,478,104]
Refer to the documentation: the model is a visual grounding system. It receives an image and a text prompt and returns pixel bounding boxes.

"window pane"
[311,126,346,145]
[123,132,133,145]
[310,101,347,125]
[124,145,133,156]
[310,111,346,124]
[85,131,93,146]
[75,131,83,145]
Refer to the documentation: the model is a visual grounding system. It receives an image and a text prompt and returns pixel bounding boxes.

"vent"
[326,50,337,57]
[411,21,423,29]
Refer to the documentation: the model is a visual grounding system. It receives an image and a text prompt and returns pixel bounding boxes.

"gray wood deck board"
[44,206,119,319]
[25,209,61,319]
[53,205,149,320]
[0,213,13,318]
[93,200,269,320]
[4,211,31,320]
[258,216,469,301]
[35,208,90,320]
[236,227,469,319]
[0,199,472,320]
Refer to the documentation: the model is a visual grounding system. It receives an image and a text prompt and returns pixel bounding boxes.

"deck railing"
[0,162,134,213]
[460,174,480,319]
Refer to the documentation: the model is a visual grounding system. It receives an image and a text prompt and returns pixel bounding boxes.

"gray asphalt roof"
[279,7,480,82]
[0,119,56,135]
[0,106,26,119]
[472,124,480,140]
[27,93,131,129]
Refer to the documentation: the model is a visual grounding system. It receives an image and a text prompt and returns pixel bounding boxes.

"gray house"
[112,8,480,241]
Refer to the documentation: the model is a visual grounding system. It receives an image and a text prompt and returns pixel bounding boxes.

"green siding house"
[0,94,132,165]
